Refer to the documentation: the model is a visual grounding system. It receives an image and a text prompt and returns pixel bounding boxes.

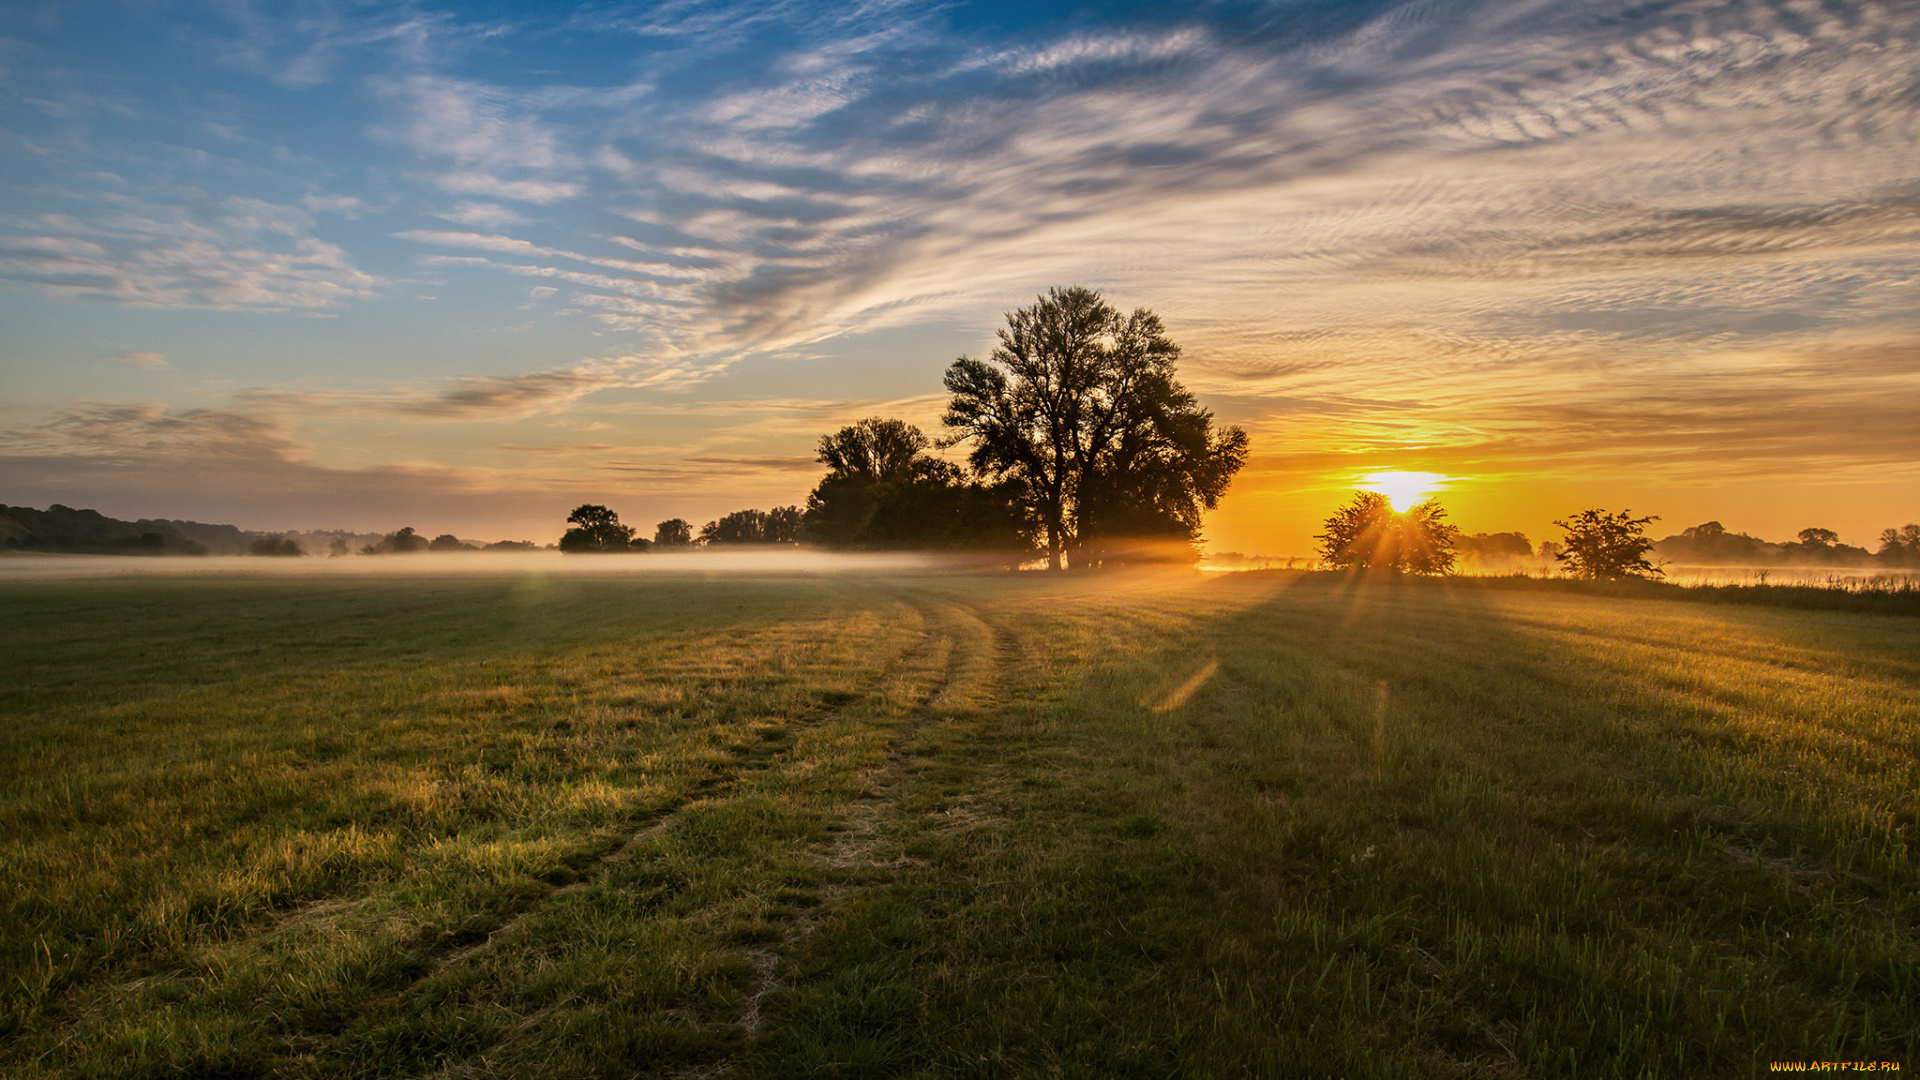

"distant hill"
[0,503,262,555]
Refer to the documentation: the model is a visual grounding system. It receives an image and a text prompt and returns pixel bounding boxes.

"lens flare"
[1360,471,1448,512]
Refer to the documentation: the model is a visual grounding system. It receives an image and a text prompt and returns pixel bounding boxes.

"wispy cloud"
[2,402,307,461]
[104,351,170,371]
[435,200,531,228]
[346,0,1920,387]
[237,353,716,422]
[0,198,381,309]
[372,73,586,204]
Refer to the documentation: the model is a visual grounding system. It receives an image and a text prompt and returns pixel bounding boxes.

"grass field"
[1,568,1915,1078]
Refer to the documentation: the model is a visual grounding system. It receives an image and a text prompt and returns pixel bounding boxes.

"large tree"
[942,286,1248,569]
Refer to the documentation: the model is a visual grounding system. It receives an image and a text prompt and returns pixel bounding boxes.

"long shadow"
[740,570,1918,1078]
[1194,573,1917,1073]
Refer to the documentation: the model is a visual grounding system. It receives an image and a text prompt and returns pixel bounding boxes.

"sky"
[2,0,1916,553]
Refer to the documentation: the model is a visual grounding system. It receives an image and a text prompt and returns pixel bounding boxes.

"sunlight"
[1360,471,1449,512]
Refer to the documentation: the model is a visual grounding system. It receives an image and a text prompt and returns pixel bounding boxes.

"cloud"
[392,229,551,257]
[0,198,382,310]
[194,3,495,90]
[104,351,170,371]
[436,173,584,204]
[334,0,1918,400]
[1,402,306,461]
[236,353,717,422]
[300,194,364,218]
[372,74,586,204]
[436,201,531,228]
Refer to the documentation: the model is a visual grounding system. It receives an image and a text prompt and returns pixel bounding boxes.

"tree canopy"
[802,418,1030,553]
[815,418,935,486]
[1455,531,1533,566]
[560,504,640,553]
[361,526,427,555]
[1317,492,1458,573]
[699,507,802,545]
[942,286,1248,569]
[247,535,305,557]
[1880,524,1920,565]
[1553,509,1661,580]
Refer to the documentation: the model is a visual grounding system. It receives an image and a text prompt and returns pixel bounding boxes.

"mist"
[0,549,970,582]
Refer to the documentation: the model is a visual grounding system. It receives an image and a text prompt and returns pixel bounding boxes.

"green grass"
[1,569,1914,1077]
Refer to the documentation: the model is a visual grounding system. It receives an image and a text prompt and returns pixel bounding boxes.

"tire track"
[689,592,1011,1076]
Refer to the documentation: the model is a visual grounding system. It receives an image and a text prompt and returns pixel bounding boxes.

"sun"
[1360,471,1449,512]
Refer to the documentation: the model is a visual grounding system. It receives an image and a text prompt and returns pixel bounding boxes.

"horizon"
[3,1,1917,552]
[2,494,1906,559]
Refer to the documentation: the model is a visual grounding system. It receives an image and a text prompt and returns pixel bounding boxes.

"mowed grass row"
[1,569,1916,1077]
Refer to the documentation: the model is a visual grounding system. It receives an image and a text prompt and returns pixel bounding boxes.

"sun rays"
[1359,471,1450,513]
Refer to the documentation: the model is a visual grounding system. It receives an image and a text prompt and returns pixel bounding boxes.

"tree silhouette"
[654,518,693,547]
[943,286,1247,569]
[362,526,428,555]
[765,505,803,543]
[1456,531,1533,565]
[247,535,305,556]
[560,504,636,553]
[1553,509,1661,580]
[1796,527,1838,550]
[801,418,1028,552]
[1317,492,1458,573]
[816,418,931,485]
[699,507,802,545]
[1880,524,1920,565]
[1671,520,1768,562]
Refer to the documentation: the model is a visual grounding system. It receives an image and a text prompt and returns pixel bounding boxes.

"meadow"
[1,567,1915,1078]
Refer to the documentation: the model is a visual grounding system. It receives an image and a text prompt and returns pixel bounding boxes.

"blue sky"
[2,0,1917,550]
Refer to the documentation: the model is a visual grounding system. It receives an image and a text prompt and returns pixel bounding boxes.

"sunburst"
[1359,471,1449,512]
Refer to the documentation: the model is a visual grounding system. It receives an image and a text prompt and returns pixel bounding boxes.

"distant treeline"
[556,420,1042,560]
[0,505,540,558]
[355,527,540,555]
[1,504,250,555]
[1653,521,1920,567]
[1356,521,1920,570]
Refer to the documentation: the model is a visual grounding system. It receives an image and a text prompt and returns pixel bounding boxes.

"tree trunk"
[1046,523,1062,570]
